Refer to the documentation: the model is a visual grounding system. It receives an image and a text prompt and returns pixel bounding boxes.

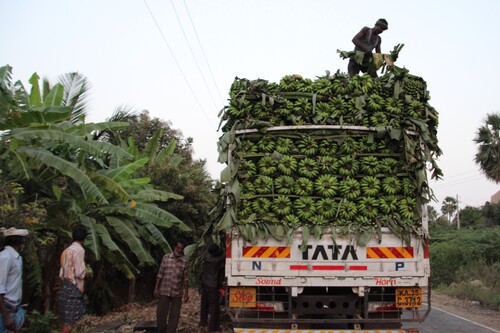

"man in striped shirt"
[154,241,189,333]
[59,226,90,333]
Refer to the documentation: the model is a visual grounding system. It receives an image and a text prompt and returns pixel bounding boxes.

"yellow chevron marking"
[261,246,278,258]
[276,247,290,258]
[366,247,377,258]
[400,247,413,258]
[380,247,396,258]
[243,246,260,258]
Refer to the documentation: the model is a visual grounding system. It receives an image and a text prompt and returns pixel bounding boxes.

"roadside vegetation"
[428,202,500,310]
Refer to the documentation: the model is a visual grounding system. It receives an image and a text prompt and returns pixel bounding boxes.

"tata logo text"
[375,278,397,286]
[300,245,358,260]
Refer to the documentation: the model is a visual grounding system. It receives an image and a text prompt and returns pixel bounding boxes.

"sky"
[1,0,499,209]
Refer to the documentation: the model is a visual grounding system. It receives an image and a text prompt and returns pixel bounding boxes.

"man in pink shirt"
[58,226,90,333]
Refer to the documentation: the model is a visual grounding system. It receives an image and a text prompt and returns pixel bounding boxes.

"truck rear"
[215,66,440,332]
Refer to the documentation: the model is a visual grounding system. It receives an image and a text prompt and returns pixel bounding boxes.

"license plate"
[229,287,256,308]
[396,287,422,308]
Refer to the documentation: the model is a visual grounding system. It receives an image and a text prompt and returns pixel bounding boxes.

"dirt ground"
[77,289,500,332]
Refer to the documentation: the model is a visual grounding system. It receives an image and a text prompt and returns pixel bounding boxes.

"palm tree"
[441,196,457,223]
[474,112,500,183]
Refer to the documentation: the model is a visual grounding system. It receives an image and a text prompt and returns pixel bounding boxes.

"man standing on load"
[348,18,388,77]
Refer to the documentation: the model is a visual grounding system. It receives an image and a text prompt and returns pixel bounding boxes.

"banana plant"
[0,65,190,309]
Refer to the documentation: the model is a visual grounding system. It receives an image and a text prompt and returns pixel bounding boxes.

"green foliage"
[20,310,58,333]
[458,205,483,229]
[430,226,500,308]
[474,112,500,183]
[436,260,500,310]
[0,65,200,314]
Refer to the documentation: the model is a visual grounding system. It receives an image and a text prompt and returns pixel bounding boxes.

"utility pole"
[456,194,460,230]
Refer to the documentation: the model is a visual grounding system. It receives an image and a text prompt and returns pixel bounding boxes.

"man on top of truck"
[348,18,388,77]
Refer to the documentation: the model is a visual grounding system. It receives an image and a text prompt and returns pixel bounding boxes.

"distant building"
[491,190,500,204]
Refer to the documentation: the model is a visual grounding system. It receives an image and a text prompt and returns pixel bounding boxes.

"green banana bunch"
[380,157,399,174]
[298,157,319,178]
[330,96,348,116]
[252,103,271,119]
[275,137,297,154]
[284,214,300,227]
[358,136,378,153]
[403,76,427,100]
[358,197,379,219]
[277,155,298,175]
[340,178,361,200]
[254,175,274,194]
[338,200,358,220]
[382,176,402,195]
[379,195,398,214]
[252,197,271,214]
[295,197,317,220]
[257,135,276,153]
[402,177,417,196]
[370,111,389,127]
[360,176,381,196]
[339,137,359,155]
[293,98,313,116]
[313,77,333,95]
[332,74,354,95]
[238,160,257,178]
[338,156,359,177]
[237,139,258,155]
[316,102,333,122]
[352,74,374,94]
[229,77,250,98]
[297,135,318,156]
[355,215,373,226]
[318,139,338,156]
[274,175,295,195]
[316,156,338,173]
[360,156,381,175]
[385,97,404,114]
[316,198,337,219]
[294,177,314,196]
[238,200,253,220]
[275,99,294,116]
[398,197,416,221]
[258,156,277,176]
[314,174,339,198]
[272,196,293,217]
[240,182,255,197]
[406,100,424,118]
[311,214,327,225]
[227,98,252,118]
[367,94,384,111]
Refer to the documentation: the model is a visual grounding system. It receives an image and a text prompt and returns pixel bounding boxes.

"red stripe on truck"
[289,265,368,271]
[225,232,231,259]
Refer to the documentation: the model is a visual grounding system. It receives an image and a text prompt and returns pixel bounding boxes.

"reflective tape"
[366,247,414,259]
[242,246,290,258]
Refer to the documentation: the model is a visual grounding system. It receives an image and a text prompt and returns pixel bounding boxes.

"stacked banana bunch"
[217,67,442,241]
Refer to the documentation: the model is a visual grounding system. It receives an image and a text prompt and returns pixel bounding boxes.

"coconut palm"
[441,196,457,223]
[474,112,500,183]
